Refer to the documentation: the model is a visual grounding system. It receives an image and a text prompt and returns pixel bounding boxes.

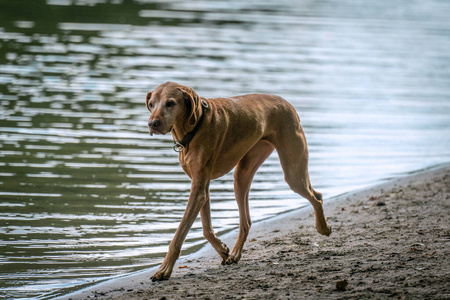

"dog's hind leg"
[275,128,332,236]
[226,140,275,264]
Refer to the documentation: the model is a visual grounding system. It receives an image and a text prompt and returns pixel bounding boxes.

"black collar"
[173,100,208,152]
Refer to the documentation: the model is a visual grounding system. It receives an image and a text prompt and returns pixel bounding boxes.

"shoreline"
[61,163,450,299]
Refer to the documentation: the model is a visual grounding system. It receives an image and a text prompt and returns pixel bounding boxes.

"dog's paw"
[218,243,230,265]
[224,257,239,265]
[151,263,173,282]
[224,252,241,265]
[151,272,168,282]
[221,254,239,265]
[317,224,332,236]
[221,257,228,265]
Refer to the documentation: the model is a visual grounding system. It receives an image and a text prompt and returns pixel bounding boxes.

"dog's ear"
[146,91,152,111]
[179,86,201,127]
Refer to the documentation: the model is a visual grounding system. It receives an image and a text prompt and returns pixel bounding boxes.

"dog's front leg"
[200,193,230,264]
[151,178,209,281]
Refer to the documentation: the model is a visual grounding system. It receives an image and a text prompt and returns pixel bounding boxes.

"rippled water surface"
[1,0,449,298]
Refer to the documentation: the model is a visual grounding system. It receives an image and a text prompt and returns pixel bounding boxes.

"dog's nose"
[148,120,161,129]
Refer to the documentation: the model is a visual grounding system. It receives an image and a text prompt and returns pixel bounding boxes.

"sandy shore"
[63,164,450,300]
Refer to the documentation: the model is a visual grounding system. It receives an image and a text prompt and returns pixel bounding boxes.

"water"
[0,0,449,298]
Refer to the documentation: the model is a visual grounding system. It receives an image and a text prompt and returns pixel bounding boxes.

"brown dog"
[146,81,331,281]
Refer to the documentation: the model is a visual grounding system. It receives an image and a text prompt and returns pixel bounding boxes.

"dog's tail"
[313,189,323,201]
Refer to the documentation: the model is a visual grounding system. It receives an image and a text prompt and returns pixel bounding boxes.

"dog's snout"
[149,119,161,129]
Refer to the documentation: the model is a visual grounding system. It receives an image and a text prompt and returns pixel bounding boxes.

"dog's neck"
[170,126,183,144]
[171,100,208,152]
[170,116,198,142]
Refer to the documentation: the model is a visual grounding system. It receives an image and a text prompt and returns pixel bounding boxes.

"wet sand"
[64,164,450,300]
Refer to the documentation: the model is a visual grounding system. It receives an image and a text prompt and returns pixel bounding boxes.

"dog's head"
[146,81,202,136]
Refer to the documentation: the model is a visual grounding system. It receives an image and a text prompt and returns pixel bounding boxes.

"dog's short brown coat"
[146,81,331,281]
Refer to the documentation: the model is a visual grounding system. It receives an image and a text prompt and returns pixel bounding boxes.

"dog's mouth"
[149,128,162,136]
[149,127,170,136]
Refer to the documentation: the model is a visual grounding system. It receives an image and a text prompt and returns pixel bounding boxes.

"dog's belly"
[210,136,270,180]
[210,154,242,179]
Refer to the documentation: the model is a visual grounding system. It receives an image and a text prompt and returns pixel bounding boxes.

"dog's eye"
[166,101,176,108]
[148,102,153,109]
